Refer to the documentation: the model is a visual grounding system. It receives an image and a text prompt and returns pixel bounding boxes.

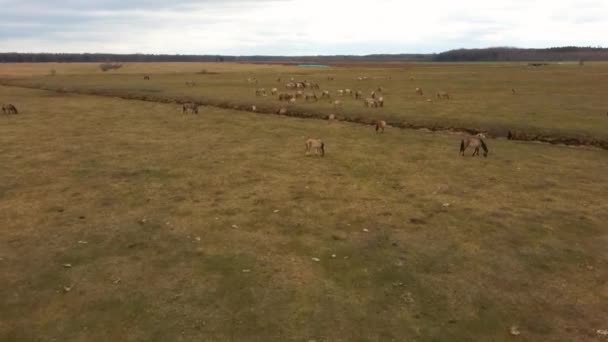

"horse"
[415,87,424,96]
[305,93,318,102]
[143,75,150,80]
[271,88,278,95]
[460,134,488,157]
[333,100,342,108]
[182,103,199,114]
[277,107,288,115]
[255,88,267,96]
[364,98,378,108]
[437,91,450,100]
[305,138,325,157]
[321,90,331,98]
[2,104,18,115]
[279,93,294,101]
[354,90,363,99]
[328,114,336,121]
[377,96,384,107]
[375,120,386,133]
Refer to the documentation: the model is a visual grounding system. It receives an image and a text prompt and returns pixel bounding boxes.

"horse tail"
[460,140,465,154]
[480,139,489,157]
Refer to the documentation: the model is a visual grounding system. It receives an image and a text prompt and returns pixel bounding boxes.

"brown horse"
[2,104,18,115]
[305,138,325,156]
[460,134,488,157]
[375,120,387,133]
[182,103,199,114]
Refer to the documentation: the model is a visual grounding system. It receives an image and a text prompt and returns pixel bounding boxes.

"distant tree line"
[433,47,608,62]
[1,47,606,63]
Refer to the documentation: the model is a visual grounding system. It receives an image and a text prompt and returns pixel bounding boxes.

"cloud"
[0,0,606,54]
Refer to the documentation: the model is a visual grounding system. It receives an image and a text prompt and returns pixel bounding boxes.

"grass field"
[1,62,608,143]
[1,63,608,341]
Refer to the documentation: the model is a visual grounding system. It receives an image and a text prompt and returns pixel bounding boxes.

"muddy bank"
[2,81,607,151]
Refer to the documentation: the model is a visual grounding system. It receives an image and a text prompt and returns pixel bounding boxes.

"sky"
[0,0,606,55]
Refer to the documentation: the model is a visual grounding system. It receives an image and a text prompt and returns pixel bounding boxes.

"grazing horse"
[354,90,363,99]
[144,75,150,80]
[305,138,325,156]
[437,91,450,100]
[460,134,488,157]
[375,120,387,133]
[305,93,318,101]
[271,88,278,95]
[182,103,199,114]
[2,104,18,115]
[415,87,424,96]
[337,90,344,97]
[365,98,378,108]
[255,88,267,96]
[279,93,294,101]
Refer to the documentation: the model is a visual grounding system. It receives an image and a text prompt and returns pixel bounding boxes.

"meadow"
[1,63,607,341]
[1,62,608,144]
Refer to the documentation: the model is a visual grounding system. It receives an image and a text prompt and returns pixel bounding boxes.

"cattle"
[377,96,384,107]
[415,87,424,96]
[354,90,363,99]
[271,88,278,95]
[277,107,288,115]
[143,75,150,80]
[321,90,331,98]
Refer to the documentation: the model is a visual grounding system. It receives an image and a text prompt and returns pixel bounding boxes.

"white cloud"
[1,0,606,54]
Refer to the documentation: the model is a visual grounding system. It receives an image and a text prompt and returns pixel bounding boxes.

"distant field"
[1,81,607,341]
[1,62,608,143]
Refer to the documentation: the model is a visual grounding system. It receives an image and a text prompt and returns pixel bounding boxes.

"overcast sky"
[1,0,606,55]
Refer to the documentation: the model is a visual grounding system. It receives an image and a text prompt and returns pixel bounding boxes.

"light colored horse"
[182,103,199,114]
[277,107,288,115]
[365,98,378,108]
[337,90,344,97]
[328,114,336,121]
[375,120,387,133]
[460,134,488,157]
[321,90,331,98]
[333,100,342,108]
[305,138,325,156]
[271,88,278,95]
[295,90,304,99]
[2,104,18,114]
[377,96,384,107]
